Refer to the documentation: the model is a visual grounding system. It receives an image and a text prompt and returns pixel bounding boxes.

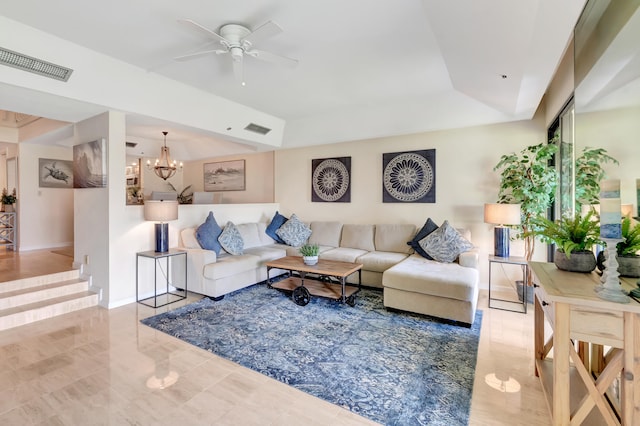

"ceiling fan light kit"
[175,19,298,86]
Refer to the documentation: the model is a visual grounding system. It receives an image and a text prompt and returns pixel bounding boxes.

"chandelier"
[147,131,182,180]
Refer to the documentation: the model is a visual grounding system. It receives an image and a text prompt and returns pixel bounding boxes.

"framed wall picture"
[203,160,246,191]
[39,158,73,188]
[311,156,351,202]
[73,138,107,188]
[382,149,436,203]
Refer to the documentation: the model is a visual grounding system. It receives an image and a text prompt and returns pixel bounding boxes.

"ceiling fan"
[175,19,298,85]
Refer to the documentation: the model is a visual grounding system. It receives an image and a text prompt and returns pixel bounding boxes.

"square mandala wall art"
[311,156,351,202]
[382,149,436,203]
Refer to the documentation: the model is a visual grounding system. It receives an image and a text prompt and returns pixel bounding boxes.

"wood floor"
[0,248,552,425]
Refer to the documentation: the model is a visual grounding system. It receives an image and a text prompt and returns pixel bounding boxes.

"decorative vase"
[3,204,14,213]
[554,249,596,273]
[303,255,318,266]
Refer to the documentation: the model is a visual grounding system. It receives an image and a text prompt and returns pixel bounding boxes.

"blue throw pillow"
[266,211,288,244]
[195,211,223,255]
[407,218,439,260]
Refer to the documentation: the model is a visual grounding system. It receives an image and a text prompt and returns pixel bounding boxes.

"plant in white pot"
[299,243,320,266]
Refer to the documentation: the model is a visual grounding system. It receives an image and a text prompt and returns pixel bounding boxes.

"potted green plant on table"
[299,243,320,266]
[1,188,17,212]
[530,209,601,272]
[597,217,640,277]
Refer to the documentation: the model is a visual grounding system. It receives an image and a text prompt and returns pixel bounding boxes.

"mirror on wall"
[573,0,640,214]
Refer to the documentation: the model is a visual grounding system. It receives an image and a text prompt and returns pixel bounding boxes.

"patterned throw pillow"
[407,218,439,260]
[195,211,223,255]
[275,214,312,247]
[266,211,288,244]
[218,221,244,255]
[418,220,473,263]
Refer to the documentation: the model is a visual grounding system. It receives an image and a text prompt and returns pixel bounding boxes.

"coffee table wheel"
[346,295,356,307]
[292,286,310,306]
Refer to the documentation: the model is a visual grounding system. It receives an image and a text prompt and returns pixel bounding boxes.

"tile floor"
[0,248,552,425]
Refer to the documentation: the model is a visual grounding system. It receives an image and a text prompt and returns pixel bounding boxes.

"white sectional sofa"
[178,219,480,325]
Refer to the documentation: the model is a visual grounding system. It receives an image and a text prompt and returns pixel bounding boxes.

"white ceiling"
[0,0,587,158]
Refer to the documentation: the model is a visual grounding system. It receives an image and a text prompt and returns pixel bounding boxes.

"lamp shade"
[144,200,178,222]
[484,203,521,225]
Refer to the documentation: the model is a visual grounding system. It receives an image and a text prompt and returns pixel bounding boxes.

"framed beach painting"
[203,160,246,191]
[39,158,73,188]
[73,138,107,188]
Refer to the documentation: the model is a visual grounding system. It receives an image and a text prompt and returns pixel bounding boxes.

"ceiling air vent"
[244,123,271,135]
[0,47,73,82]
[125,142,138,148]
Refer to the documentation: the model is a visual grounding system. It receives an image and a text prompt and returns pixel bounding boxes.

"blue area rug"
[141,284,482,425]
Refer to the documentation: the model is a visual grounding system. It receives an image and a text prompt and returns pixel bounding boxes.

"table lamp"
[484,203,521,258]
[144,200,178,252]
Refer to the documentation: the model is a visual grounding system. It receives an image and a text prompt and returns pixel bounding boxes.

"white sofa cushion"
[383,255,478,302]
[236,223,262,249]
[321,247,369,263]
[203,254,261,280]
[356,251,410,273]
[375,224,416,254]
[309,221,342,247]
[180,228,201,249]
[340,224,375,251]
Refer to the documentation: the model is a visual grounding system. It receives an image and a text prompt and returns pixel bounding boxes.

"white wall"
[73,112,112,306]
[17,143,73,250]
[275,117,548,287]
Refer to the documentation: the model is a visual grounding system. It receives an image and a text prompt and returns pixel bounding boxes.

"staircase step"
[0,270,81,295]
[0,278,89,310]
[0,291,99,331]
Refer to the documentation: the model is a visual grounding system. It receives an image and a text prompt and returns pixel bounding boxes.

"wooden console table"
[530,261,640,425]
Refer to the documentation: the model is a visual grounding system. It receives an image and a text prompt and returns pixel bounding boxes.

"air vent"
[0,47,73,82]
[244,123,271,135]
[125,142,138,148]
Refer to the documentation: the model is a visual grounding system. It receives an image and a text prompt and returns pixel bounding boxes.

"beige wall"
[17,143,74,250]
[183,151,275,204]
[275,117,548,286]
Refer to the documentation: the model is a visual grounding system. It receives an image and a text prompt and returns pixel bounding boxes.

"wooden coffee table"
[265,256,363,306]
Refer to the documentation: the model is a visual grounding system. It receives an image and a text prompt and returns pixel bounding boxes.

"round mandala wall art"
[311,157,351,202]
[382,149,436,203]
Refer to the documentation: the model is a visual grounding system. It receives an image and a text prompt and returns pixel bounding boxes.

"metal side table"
[136,249,187,308]
[488,255,529,313]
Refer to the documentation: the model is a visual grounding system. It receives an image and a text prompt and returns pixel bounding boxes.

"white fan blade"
[178,19,227,43]
[247,49,298,68]
[243,21,283,45]
[174,49,227,62]
[232,55,245,85]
